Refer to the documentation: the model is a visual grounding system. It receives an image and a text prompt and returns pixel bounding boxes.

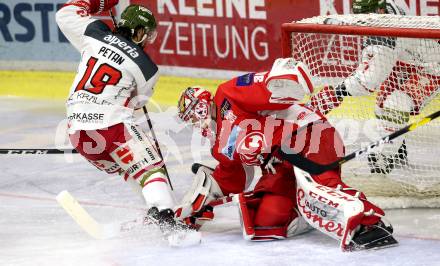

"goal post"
[281,14,440,208]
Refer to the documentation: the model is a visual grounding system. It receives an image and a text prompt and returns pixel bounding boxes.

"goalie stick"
[279,110,440,175]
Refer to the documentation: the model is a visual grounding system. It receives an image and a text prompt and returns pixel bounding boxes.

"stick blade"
[56,190,117,239]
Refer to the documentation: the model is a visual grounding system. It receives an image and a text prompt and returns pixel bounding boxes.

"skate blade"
[366,240,399,251]
[350,237,399,252]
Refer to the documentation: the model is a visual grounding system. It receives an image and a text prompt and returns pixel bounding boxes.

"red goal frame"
[281,22,440,58]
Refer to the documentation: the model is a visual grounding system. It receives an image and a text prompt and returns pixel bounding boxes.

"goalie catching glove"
[309,83,351,115]
[174,164,225,229]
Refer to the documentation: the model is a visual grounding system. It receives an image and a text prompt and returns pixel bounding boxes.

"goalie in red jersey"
[175,58,398,251]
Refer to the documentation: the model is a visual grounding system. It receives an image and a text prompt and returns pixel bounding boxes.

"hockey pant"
[69,122,175,210]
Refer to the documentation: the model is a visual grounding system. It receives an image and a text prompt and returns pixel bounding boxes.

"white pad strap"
[294,167,365,249]
[175,165,223,219]
[286,209,314,238]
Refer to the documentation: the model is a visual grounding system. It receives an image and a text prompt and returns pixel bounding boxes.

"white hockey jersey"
[56,3,159,133]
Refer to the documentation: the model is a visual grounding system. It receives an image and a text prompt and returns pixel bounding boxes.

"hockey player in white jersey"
[56,0,194,238]
[310,0,440,174]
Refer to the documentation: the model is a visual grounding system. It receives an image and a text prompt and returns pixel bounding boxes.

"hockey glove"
[309,84,349,115]
[88,0,119,14]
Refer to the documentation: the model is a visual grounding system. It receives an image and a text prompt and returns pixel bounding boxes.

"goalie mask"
[178,87,214,139]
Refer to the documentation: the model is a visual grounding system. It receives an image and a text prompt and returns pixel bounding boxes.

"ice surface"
[1,97,440,266]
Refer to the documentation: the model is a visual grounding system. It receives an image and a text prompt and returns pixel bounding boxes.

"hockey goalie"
[175,58,398,251]
[309,0,440,174]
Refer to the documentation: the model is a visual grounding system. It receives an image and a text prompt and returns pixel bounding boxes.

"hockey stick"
[56,190,145,239]
[0,148,78,155]
[142,106,173,190]
[109,9,117,28]
[57,190,202,246]
[279,110,440,175]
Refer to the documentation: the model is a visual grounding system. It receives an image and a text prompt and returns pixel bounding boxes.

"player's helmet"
[118,5,157,44]
[352,0,386,14]
[178,87,214,138]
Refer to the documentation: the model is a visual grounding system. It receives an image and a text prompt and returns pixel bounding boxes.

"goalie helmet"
[178,87,214,138]
[118,5,158,44]
[352,0,386,14]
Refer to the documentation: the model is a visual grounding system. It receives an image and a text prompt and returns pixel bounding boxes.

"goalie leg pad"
[235,193,257,240]
[254,194,294,228]
[235,192,308,241]
[175,165,224,222]
[294,167,390,251]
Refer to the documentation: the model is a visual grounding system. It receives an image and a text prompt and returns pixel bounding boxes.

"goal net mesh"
[283,14,440,208]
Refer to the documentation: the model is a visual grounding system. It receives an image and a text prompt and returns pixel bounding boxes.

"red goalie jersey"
[210,68,326,194]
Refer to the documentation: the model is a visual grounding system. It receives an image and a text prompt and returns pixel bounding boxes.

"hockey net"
[282,14,440,208]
